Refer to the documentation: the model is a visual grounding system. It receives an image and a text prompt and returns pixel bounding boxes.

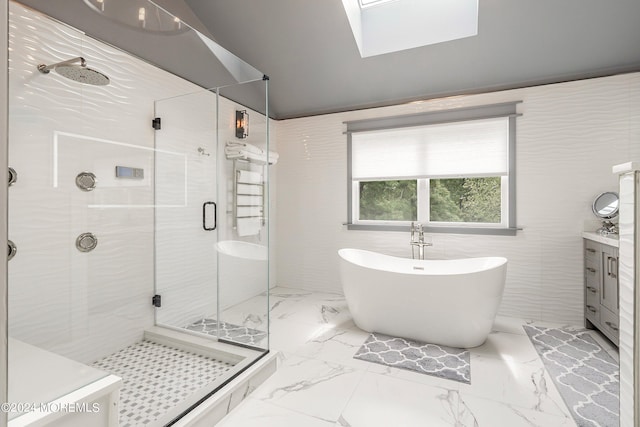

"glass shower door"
[154,90,219,333]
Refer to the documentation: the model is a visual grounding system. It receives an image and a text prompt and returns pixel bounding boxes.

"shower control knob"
[76,232,98,252]
[7,240,17,261]
[8,167,17,186]
[76,171,97,191]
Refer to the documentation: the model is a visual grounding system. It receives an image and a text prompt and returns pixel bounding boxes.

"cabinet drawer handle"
[585,267,596,273]
[586,248,596,253]
[605,321,619,332]
[610,257,617,279]
[586,305,597,313]
[604,256,618,279]
[586,286,597,293]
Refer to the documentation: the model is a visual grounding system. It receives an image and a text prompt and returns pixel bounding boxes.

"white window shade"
[352,117,509,180]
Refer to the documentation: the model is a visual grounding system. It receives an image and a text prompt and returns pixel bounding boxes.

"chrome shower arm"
[37,56,86,74]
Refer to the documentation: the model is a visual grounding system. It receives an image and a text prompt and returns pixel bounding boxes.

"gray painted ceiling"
[184,0,640,119]
[15,0,640,120]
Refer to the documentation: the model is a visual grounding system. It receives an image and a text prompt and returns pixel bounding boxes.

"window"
[429,177,503,223]
[346,102,519,235]
[358,179,417,221]
[344,0,478,57]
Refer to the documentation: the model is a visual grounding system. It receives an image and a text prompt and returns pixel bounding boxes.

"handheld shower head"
[37,57,110,86]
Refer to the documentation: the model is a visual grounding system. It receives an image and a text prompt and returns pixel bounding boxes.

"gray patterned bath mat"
[353,332,471,384]
[524,325,619,427]
[185,318,267,346]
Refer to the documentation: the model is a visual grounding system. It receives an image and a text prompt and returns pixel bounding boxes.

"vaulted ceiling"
[15,0,640,120]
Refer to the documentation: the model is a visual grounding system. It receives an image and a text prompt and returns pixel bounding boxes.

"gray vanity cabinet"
[584,238,619,346]
[600,245,619,313]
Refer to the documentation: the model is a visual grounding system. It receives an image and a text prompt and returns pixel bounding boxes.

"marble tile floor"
[215,287,619,427]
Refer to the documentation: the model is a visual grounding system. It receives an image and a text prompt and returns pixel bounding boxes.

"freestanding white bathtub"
[216,240,268,310]
[338,248,507,348]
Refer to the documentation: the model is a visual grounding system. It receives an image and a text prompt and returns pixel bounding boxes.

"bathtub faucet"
[410,222,432,260]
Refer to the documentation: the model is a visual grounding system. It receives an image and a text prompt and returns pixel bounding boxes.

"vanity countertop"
[582,231,619,247]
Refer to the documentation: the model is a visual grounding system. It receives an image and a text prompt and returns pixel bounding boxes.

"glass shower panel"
[154,90,219,333]
[7,1,271,424]
[216,80,270,351]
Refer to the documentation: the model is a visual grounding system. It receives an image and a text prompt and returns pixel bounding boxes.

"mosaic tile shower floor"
[91,340,234,426]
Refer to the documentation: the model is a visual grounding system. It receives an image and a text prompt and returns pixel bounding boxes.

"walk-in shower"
[6,1,273,426]
[37,57,110,86]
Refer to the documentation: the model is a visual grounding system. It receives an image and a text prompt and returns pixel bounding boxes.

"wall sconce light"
[236,110,249,139]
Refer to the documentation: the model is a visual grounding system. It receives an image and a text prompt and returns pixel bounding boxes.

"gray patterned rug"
[524,325,619,427]
[185,318,267,346]
[353,332,471,384]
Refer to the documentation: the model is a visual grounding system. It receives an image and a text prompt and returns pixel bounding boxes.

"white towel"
[237,217,262,237]
[225,141,279,165]
[237,206,263,217]
[237,170,262,184]
[237,195,263,206]
[237,183,263,195]
[226,151,279,165]
[226,141,264,155]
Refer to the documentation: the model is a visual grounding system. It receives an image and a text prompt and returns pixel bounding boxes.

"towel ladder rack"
[233,159,265,230]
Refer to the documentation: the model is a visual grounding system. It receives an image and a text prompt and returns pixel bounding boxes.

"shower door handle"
[203,202,217,231]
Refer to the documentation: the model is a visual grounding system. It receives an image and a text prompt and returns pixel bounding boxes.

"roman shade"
[351,117,509,180]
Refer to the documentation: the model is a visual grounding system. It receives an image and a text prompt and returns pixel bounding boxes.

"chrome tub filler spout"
[410,222,432,260]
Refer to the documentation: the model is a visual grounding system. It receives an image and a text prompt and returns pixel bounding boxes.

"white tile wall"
[8,1,193,363]
[7,2,275,363]
[275,72,640,325]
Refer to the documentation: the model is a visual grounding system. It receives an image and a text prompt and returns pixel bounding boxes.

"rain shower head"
[37,57,110,86]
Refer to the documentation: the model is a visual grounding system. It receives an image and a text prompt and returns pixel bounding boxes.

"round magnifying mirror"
[592,191,619,219]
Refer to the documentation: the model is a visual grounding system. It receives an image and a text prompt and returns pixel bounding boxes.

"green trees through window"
[358,177,501,223]
[359,180,417,221]
[430,177,501,223]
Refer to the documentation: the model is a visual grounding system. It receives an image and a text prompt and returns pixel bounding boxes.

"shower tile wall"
[275,72,640,325]
[7,1,276,363]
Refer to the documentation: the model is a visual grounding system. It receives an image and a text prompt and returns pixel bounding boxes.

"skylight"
[342,0,478,58]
